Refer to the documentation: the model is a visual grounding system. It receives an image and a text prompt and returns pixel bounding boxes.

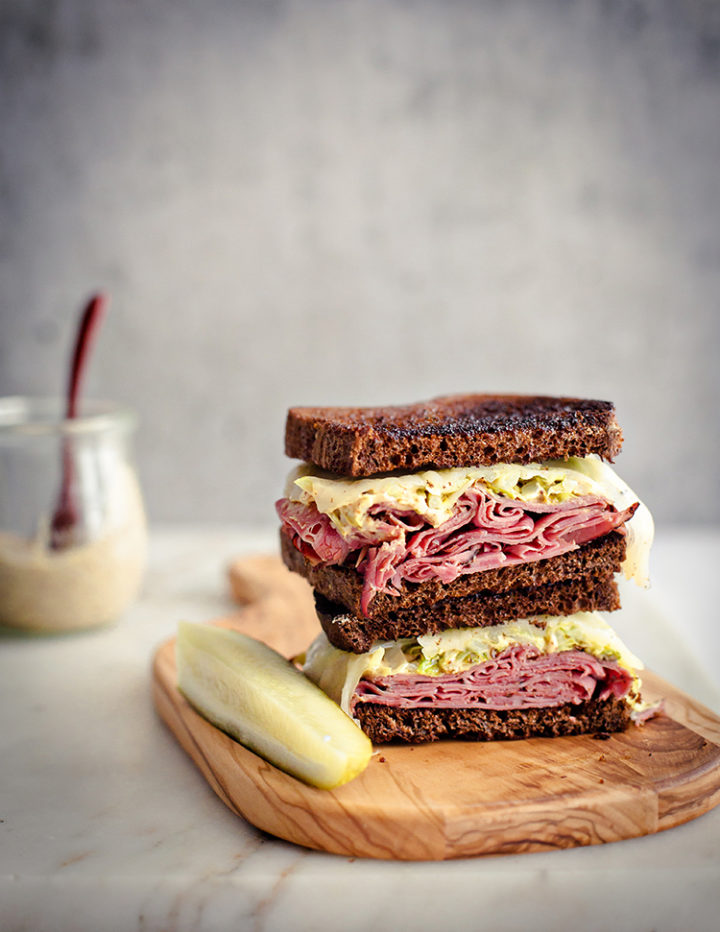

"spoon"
[49,293,108,550]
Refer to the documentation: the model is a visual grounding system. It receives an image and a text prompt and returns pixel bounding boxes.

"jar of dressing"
[0,397,147,633]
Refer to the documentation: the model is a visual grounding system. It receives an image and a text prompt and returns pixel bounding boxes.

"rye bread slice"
[285,394,623,476]
[315,573,621,653]
[280,527,626,629]
[354,696,633,744]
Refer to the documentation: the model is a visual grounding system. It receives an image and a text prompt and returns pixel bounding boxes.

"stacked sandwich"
[276,394,655,744]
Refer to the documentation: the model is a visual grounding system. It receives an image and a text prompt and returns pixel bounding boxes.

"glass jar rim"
[0,396,138,437]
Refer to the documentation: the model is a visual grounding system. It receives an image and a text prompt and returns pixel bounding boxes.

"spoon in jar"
[49,293,108,550]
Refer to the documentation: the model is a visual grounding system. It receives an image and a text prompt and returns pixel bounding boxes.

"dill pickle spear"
[176,621,372,789]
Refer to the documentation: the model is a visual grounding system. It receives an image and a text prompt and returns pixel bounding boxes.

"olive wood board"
[152,557,720,861]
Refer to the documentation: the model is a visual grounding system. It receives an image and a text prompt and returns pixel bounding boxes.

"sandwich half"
[303,611,647,743]
[276,394,655,742]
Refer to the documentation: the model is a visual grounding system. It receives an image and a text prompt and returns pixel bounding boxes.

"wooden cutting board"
[152,556,720,861]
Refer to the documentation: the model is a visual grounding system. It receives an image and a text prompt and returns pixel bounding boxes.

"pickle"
[176,621,372,789]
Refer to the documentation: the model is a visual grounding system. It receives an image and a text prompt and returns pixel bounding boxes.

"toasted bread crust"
[353,696,633,743]
[315,574,621,653]
[280,528,626,634]
[285,394,623,476]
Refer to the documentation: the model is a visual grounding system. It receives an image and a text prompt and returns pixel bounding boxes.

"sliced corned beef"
[351,644,633,714]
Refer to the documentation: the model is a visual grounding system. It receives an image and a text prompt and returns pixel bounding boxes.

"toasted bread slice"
[314,573,621,653]
[353,696,632,744]
[285,394,623,476]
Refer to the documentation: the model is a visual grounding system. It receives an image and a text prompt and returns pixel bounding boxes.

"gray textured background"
[1,0,719,527]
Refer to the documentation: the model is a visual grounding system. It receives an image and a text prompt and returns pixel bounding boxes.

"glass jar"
[0,397,147,633]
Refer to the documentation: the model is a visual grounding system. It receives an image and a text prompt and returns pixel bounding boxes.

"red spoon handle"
[49,292,108,548]
[65,294,107,419]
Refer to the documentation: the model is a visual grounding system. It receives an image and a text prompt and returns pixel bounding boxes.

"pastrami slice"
[351,643,634,714]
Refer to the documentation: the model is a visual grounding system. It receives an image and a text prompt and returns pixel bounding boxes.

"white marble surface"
[2,525,720,932]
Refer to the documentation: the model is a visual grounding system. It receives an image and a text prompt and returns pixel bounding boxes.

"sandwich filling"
[277,456,653,614]
[303,611,645,720]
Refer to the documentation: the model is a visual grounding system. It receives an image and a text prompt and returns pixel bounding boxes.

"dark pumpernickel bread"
[285,394,623,476]
[315,573,621,653]
[281,528,626,632]
[353,696,632,744]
